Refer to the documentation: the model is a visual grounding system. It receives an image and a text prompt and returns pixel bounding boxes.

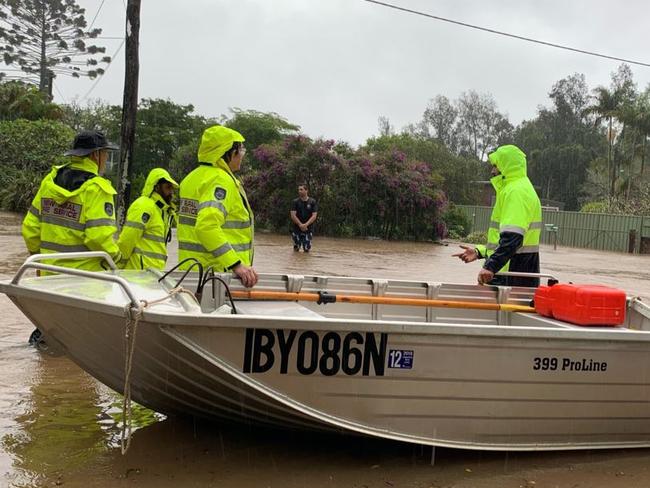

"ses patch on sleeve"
[214,187,227,200]
[142,212,150,223]
[104,202,114,217]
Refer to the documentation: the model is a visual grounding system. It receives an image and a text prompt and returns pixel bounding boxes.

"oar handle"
[230,290,535,313]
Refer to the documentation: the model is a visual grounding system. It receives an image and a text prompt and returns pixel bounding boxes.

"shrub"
[0,119,73,172]
[0,168,42,212]
[464,231,487,244]
[441,205,471,238]
[0,81,63,121]
[0,119,74,212]
[580,201,609,213]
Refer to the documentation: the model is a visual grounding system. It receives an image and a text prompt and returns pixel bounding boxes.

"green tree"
[455,90,513,161]
[411,91,512,161]
[362,133,481,205]
[132,98,208,176]
[0,0,110,94]
[0,80,61,119]
[634,90,650,176]
[222,108,300,171]
[223,108,300,150]
[515,73,605,209]
[585,65,638,197]
[587,85,620,194]
[61,98,121,139]
[420,95,459,152]
[377,115,394,136]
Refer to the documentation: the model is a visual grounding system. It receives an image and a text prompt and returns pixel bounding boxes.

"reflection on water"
[2,354,162,488]
[3,355,106,487]
[101,396,166,451]
[1,211,650,487]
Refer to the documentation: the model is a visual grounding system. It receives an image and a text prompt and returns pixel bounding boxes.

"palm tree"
[618,96,650,178]
[634,102,650,176]
[585,87,623,197]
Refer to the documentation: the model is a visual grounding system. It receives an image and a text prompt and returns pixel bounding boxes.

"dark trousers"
[291,230,313,251]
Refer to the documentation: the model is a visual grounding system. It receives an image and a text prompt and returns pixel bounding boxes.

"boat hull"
[6,280,650,451]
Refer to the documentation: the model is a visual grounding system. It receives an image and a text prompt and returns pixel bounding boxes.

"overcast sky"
[49,0,650,146]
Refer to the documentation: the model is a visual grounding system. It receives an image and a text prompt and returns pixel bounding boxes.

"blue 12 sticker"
[388,350,413,369]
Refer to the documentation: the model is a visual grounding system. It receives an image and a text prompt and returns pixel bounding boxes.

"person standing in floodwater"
[290,183,318,252]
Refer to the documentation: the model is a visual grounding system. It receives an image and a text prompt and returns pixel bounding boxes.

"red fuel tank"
[534,284,626,326]
[532,284,555,318]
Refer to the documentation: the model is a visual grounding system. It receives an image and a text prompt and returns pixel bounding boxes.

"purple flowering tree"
[245,135,447,240]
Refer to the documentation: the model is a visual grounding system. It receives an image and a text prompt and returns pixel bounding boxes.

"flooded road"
[2,211,650,487]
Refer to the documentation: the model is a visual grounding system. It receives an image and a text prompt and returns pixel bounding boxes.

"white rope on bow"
[120,286,195,455]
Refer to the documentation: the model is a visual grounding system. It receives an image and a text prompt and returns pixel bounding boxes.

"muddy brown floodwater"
[1,211,650,488]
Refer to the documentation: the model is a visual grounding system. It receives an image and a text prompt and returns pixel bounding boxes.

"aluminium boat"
[1,251,650,451]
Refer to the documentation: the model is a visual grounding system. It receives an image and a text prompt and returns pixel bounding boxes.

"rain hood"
[488,145,527,180]
[141,168,179,197]
[197,126,245,164]
[47,157,114,204]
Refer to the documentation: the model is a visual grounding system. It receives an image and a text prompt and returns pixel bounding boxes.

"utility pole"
[116,0,141,227]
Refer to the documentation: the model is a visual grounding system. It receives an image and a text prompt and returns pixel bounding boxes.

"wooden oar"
[230,290,535,313]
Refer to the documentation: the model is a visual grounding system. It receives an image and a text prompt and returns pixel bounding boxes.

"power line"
[362,0,650,68]
[54,82,67,103]
[80,37,125,101]
[88,0,106,30]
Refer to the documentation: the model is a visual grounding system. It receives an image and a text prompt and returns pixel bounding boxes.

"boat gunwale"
[3,280,650,343]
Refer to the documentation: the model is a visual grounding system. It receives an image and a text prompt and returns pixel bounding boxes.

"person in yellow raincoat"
[453,145,542,287]
[117,168,178,270]
[21,130,121,346]
[22,130,121,270]
[177,126,258,287]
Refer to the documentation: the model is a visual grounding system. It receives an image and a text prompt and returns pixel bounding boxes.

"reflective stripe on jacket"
[178,159,254,271]
[476,145,542,273]
[21,157,120,271]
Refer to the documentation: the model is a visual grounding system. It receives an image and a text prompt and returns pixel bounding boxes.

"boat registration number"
[243,328,389,376]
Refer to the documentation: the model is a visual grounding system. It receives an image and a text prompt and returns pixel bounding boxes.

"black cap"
[64,130,119,157]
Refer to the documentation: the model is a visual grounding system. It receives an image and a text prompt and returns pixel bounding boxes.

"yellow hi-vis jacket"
[476,145,542,271]
[117,168,178,270]
[22,157,121,270]
[178,159,254,271]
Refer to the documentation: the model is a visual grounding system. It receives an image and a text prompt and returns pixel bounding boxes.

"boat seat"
[234,300,324,318]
